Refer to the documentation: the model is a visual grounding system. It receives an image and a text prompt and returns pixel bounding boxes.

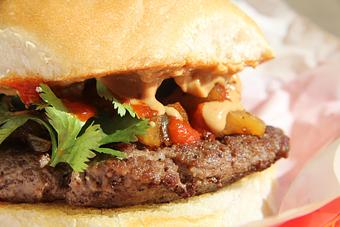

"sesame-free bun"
[0,166,275,227]
[0,0,273,83]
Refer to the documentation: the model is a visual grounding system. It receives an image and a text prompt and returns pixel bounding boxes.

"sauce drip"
[164,106,183,120]
[63,100,96,122]
[201,75,243,134]
[131,103,158,119]
[101,74,164,114]
[175,73,228,98]
[0,78,42,105]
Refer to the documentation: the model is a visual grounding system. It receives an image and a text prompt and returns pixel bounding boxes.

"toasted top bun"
[0,0,273,83]
[0,166,276,227]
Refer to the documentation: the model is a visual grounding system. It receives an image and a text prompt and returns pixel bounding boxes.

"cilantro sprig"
[96,79,136,117]
[46,106,104,171]
[37,84,68,112]
[38,84,148,171]
[101,120,149,144]
[0,115,30,144]
[0,83,149,172]
[0,112,56,151]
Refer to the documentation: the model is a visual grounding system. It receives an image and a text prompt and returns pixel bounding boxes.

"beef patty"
[0,126,289,208]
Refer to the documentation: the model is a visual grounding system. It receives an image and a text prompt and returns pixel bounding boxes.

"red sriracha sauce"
[1,78,42,105]
[168,117,201,144]
[131,103,158,119]
[63,100,96,122]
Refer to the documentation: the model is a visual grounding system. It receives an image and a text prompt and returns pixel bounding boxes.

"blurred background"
[285,0,340,37]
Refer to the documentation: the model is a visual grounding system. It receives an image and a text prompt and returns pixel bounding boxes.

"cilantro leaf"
[116,102,136,118]
[0,110,12,124]
[38,86,141,171]
[45,107,84,166]
[45,107,129,172]
[38,84,68,112]
[96,79,136,117]
[0,113,57,152]
[30,117,58,154]
[95,147,126,159]
[0,101,56,148]
[63,124,104,172]
[0,116,29,143]
[101,119,149,144]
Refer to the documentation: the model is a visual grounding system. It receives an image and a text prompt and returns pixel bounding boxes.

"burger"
[0,0,289,226]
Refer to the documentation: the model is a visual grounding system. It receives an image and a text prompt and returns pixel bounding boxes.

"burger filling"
[0,71,289,207]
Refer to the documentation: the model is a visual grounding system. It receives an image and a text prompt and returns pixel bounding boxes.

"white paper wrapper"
[233,0,340,225]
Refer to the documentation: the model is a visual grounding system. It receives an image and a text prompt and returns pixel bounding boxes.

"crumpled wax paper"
[233,0,340,225]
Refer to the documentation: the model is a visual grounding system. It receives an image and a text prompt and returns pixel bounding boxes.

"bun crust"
[0,0,273,83]
[0,166,275,227]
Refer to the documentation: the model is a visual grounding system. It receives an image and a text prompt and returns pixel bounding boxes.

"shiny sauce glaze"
[168,117,200,144]
[63,100,96,122]
[0,78,42,105]
[131,103,158,119]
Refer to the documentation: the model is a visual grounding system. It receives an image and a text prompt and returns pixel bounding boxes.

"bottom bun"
[0,166,276,227]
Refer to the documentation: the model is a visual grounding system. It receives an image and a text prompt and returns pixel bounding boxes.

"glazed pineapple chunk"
[223,111,265,136]
[138,116,163,147]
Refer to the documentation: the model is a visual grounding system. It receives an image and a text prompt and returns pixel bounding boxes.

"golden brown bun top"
[0,0,273,83]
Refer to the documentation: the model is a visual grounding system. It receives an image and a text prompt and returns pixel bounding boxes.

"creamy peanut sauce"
[100,74,165,114]
[164,106,183,120]
[202,75,243,134]
[101,71,243,134]
[175,73,228,98]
